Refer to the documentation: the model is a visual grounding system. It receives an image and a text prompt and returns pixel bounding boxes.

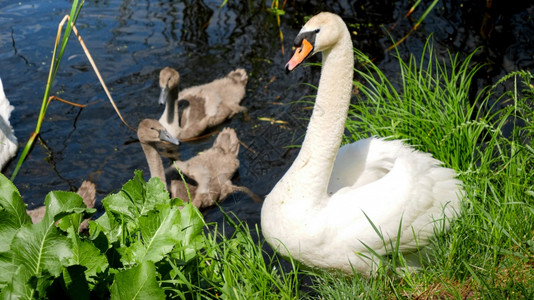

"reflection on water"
[0,0,532,226]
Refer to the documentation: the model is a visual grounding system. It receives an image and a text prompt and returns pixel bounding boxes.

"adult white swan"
[261,12,463,275]
[0,77,18,171]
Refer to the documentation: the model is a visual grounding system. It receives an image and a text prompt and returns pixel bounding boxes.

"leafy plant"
[0,170,303,298]
[0,171,207,299]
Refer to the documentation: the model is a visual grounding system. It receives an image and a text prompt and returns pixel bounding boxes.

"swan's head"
[286,12,346,72]
[159,67,180,105]
[138,119,181,146]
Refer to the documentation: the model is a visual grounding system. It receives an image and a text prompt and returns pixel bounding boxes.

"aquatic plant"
[0,171,203,298]
[9,0,84,180]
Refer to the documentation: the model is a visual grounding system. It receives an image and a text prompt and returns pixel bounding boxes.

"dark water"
[1,0,532,226]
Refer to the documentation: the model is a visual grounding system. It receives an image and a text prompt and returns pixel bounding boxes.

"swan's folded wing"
[327,138,371,195]
[327,148,461,255]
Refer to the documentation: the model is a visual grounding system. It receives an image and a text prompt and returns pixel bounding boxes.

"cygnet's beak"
[158,129,180,146]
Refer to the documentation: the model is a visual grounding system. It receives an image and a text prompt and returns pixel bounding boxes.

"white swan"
[158,67,248,139]
[261,12,463,275]
[0,77,18,171]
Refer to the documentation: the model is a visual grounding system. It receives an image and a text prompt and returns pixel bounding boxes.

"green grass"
[189,214,304,299]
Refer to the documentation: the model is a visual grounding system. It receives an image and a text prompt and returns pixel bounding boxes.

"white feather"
[0,77,18,170]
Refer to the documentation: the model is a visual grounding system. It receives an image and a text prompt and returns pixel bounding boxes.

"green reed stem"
[11,0,85,181]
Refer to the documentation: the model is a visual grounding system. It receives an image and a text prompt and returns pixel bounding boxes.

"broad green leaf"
[170,203,206,262]
[119,239,145,267]
[102,191,141,238]
[67,229,108,280]
[0,265,34,300]
[122,205,181,265]
[178,203,205,244]
[0,252,18,285]
[42,191,85,223]
[90,212,123,246]
[11,222,72,278]
[35,274,57,299]
[102,192,138,222]
[110,261,165,300]
[61,265,90,300]
[0,173,32,252]
[138,205,179,262]
[120,170,146,214]
[57,206,97,233]
[122,170,170,215]
[145,177,172,209]
[4,190,85,293]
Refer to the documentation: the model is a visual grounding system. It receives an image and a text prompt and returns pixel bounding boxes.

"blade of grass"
[67,17,135,132]
[269,0,286,54]
[386,0,439,52]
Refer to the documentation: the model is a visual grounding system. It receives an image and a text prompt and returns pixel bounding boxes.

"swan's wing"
[175,96,212,139]
[327,137,406,194]
[180,73,246,119]
[327,139,462,254]
[180,87,223,119]
[327,138,371,195]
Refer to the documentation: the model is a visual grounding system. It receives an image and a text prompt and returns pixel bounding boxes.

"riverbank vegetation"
[1,42,532,298]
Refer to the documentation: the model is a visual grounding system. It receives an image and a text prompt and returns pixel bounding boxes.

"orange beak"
[285,39,314,72]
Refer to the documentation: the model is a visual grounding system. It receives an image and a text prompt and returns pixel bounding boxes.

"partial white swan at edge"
[260,12,463,276]
[0,77,18,171]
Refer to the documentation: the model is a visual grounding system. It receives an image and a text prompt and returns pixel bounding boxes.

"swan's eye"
[314,28,320,33]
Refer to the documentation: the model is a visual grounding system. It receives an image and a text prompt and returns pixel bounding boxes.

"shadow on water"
[0,0,532,234]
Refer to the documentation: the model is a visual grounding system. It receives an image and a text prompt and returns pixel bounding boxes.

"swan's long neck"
[160,85,183,138]
[141,142,167,189]
[287,28,354,202]
[162,96,178,127]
